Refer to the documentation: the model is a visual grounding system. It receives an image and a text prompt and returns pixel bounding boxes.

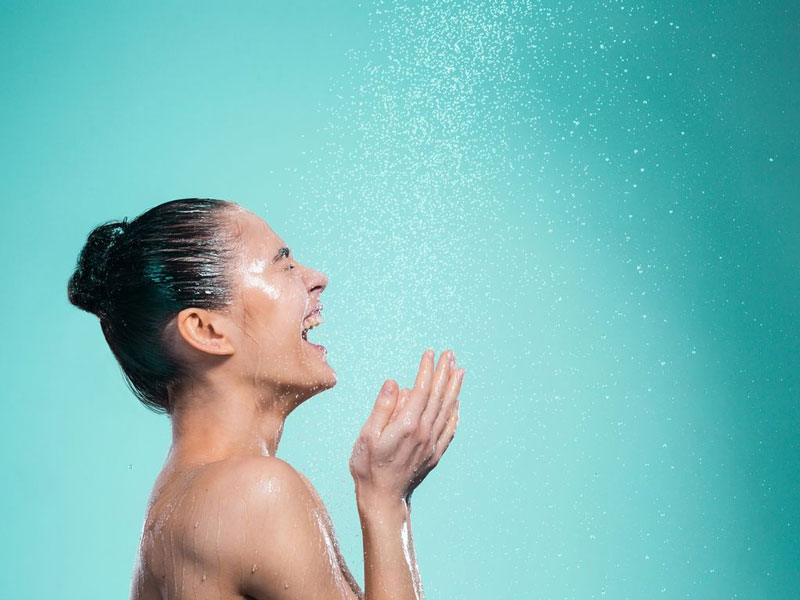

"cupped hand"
[349,349,465,505]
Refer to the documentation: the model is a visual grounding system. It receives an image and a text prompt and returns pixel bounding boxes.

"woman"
[67,198,465,600]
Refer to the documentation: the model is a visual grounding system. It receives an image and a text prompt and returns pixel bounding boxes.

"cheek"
[241,286,305,342]
[236,266,308,340]
[242,271,281,300]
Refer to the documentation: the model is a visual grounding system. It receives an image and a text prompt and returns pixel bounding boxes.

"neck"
[166,375,306,465]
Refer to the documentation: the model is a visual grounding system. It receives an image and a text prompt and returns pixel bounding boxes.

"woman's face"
[226,209,336,398]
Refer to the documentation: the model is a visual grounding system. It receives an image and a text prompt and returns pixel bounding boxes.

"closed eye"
[272,246,291,264]
[271,246,298,272]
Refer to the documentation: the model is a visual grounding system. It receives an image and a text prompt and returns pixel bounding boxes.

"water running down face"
[227,208,336,398]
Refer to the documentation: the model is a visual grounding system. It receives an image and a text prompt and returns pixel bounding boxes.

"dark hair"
[67,198,242,414]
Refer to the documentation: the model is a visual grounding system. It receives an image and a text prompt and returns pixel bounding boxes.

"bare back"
[130,456,361,600]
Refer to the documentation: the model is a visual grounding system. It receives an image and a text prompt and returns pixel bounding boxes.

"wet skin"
[131,207,465,600]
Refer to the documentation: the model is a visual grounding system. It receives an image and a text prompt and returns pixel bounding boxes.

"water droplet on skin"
[201,573,207,582]
[251,564,258,574]
[242,258,281,299]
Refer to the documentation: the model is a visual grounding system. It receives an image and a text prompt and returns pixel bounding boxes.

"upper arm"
[221,457,360,600]
[295,471,364,599]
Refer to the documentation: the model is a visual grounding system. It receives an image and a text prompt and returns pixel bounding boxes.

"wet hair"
[67,198,242,414]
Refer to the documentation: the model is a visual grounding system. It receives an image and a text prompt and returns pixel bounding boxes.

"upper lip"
[304,303,323,320]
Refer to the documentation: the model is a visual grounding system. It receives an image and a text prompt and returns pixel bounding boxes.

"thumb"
[362,380,398,438]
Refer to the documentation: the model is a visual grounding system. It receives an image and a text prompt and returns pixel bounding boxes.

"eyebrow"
[271,246,291,263]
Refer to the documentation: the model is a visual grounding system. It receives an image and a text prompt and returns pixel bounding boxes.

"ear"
[175,307,236,356]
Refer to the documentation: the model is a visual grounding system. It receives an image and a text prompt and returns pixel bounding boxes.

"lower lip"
[303,339,327,361]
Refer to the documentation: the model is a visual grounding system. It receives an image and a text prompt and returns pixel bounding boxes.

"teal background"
[2,1,798,598]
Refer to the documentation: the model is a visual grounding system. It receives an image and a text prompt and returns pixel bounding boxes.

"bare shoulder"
[206,454,305,493]
[144,455,305,528]
[205,454,314,514]
[198,456,356,599]
[137,456,315,593]
[186,455,316,538]
[137,455,358,600]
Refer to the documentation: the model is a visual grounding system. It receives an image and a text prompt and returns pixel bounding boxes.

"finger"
[398,349,436,423]
[389,388,411,423]
[420,350,455,430]
[413,349,435,392]
[361,380,398,438]
[433,398,460,463]
[432,368,465,442]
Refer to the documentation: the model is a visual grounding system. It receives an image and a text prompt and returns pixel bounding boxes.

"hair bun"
[67,218,128,317]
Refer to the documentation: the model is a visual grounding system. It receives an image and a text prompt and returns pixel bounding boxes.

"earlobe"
[176,308,236,356]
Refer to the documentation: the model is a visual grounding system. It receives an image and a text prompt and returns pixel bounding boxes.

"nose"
[305,266,328,296]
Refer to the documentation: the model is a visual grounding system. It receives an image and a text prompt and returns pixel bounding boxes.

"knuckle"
[359,434,377,452]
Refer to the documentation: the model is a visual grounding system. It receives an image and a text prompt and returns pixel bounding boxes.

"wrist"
[356,488,408,520]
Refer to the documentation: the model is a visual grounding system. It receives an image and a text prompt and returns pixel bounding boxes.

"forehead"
[234,209,284,256]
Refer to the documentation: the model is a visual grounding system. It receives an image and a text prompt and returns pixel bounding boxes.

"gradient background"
[2,1,798,598]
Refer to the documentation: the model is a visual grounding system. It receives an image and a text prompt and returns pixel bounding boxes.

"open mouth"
[301,303,323,341]
[301,304,326,360]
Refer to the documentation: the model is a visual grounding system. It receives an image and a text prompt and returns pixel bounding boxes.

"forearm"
[357,494,423,600]
[404,502,424,599]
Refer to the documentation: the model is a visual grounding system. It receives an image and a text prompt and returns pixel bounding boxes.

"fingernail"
[426,348,434,358]
[382,380,394,394]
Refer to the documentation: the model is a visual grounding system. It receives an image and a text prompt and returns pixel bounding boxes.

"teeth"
[302,312,323,332]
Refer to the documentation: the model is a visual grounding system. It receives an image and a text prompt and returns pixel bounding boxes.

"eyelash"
[278,248,295,271]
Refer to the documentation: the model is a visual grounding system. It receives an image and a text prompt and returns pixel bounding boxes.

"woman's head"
[68,198,334,414]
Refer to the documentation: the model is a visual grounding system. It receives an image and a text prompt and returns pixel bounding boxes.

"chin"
[314,364,338,392]
[300,340,336,386]
[324,366,338,388]
[292,361,337,399]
